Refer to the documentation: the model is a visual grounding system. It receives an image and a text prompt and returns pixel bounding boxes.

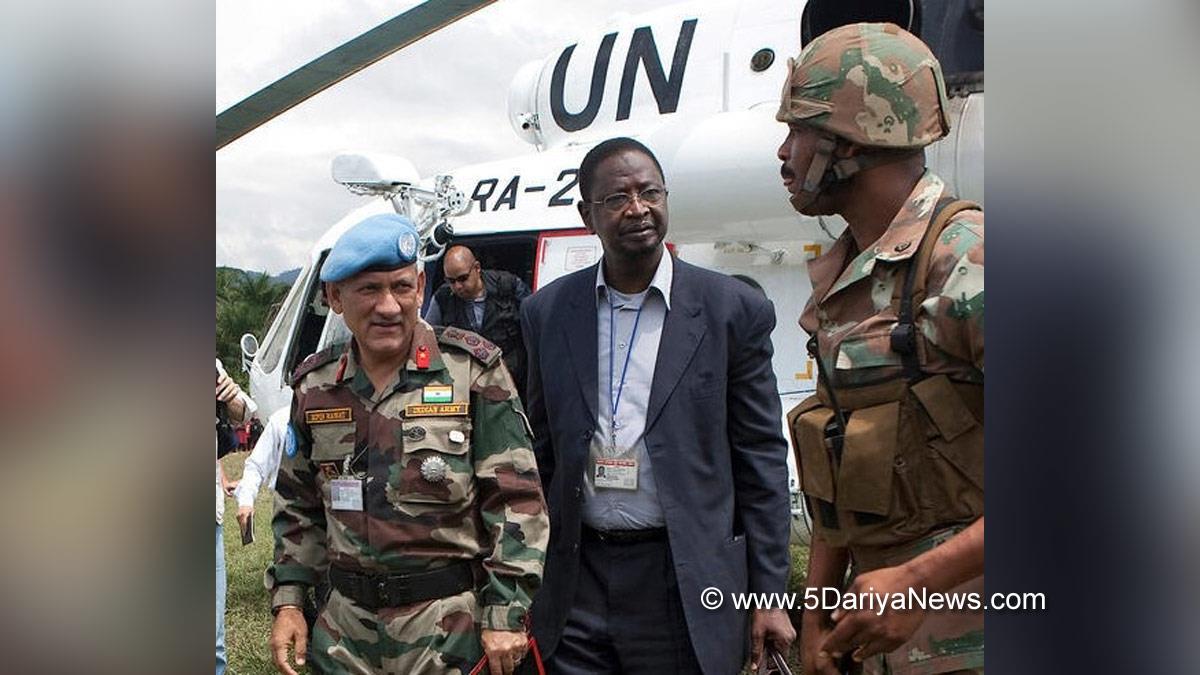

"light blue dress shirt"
[582,252,673,530]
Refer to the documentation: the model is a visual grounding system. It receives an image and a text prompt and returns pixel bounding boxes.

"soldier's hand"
[480,628,527,675]
[821,564,927,662]
[800,611,841,675]
[270,607,308,675]
[749,607,795,671]
[236,505,254,530]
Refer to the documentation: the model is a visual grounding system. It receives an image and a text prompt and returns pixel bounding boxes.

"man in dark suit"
[521,137,795,674]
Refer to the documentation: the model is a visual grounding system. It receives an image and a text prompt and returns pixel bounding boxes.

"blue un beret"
[320,213,421,283]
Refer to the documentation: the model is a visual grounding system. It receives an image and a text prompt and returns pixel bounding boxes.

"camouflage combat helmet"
[777,22,950,206]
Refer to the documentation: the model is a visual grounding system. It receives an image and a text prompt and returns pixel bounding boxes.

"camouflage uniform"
[800,170,983,390]
[268,321,548,674]
[779,23,984,675]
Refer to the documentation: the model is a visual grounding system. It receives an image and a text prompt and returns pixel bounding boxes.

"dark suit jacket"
[520,258,791,675]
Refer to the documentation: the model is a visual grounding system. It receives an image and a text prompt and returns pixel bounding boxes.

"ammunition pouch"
[788,375,983,548]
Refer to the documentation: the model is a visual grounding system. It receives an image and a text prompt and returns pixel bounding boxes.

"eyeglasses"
[588,187,668,212]
[445,272,472,284]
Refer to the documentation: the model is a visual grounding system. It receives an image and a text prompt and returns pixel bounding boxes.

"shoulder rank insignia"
[436,326,501,367]
[290,341,348,384]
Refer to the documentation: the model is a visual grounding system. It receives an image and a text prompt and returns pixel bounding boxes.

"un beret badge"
[398,231,418,260]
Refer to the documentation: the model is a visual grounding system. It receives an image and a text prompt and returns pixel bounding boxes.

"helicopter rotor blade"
[216,0,497,150]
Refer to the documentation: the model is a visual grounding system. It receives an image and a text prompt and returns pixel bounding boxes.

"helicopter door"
[532,229,601,291]
[421,232,540,315]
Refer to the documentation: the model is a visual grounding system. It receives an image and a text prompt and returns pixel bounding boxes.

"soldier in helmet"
[777,23,985,675]
[267,213,549,675]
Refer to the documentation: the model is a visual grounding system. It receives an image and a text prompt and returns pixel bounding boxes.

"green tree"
[216,268,288,390]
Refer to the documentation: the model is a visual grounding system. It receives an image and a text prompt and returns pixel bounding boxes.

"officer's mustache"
[620,220,657,233]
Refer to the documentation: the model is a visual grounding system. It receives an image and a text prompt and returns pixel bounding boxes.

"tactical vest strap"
[807,334,848,436]
[891,197,981,381]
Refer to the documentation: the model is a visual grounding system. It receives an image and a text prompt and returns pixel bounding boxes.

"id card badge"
[330,478,364,511]
[594,457,638,490]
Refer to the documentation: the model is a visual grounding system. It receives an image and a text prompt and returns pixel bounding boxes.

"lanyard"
[608,296,644,432]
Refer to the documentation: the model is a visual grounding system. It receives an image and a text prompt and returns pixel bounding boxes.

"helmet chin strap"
[791,133,917,210]
[790,134,837,211]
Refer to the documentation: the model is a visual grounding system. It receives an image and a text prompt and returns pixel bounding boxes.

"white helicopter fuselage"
[245,0,983,516]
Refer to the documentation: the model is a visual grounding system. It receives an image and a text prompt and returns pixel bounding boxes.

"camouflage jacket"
[801,170,984,386]
[267,321,548,631]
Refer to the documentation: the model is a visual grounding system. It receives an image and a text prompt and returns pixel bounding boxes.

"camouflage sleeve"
[920,212,985,374]
[470,359,548,631]
[265,387,329,609]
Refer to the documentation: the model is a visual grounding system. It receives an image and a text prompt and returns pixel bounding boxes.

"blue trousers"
[216,523,226,675]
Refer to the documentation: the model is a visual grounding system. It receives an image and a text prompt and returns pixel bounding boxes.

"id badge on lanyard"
[330,478,364,511]
[595,297,644,491]
[593,454,638,490]
[330,453,365,511]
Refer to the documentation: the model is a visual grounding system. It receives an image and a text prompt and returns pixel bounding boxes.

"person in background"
[235,408,331,644]
[235,421,250,452]
[216,358,255,675]
[234,408,289,531]
[424,245,531,399]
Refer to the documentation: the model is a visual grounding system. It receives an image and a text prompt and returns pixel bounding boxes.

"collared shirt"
[234,407,290,508]
[469,295,485,329]
[582,251,673,530]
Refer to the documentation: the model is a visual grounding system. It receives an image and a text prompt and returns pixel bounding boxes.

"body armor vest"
[788,200,983,550]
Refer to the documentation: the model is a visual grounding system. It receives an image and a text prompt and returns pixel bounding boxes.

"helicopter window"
[257,264,311,375]
[320,313,352,349]
[284,259,332,381]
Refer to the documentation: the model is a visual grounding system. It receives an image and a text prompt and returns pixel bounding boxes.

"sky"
[215,0,649,274]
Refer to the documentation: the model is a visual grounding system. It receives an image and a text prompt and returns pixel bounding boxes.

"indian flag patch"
[422,384,453,404]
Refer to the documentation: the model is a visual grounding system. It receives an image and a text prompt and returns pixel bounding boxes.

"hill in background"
[216,266,298,287]
[271,268,301,286]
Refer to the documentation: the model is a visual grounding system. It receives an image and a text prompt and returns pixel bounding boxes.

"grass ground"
[219,452,810,674]
[222,453,291,675]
